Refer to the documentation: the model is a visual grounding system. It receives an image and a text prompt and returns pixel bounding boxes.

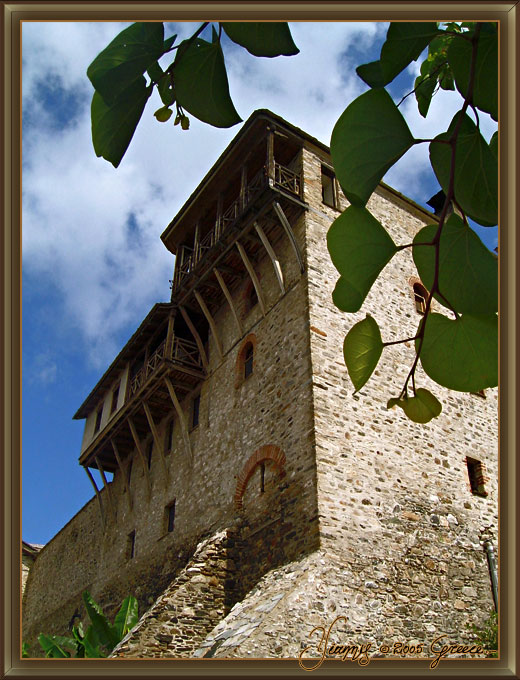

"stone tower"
[23,110,498,660]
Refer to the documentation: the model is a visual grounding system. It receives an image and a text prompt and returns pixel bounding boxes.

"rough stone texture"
[23,120,497,661]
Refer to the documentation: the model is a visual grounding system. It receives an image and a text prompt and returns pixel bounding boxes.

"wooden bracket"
[254,221,285,294]
[179,306,210,371]
[193,290,224,359]
[143,400,169,482]
[94,456,116,519]
[85,467,105,529]
[214,268,242,336]
[111,440,132,511]
[273,200,305,273]
[236,241,266,316]
[164,375,193,462]
[128,417,152,498]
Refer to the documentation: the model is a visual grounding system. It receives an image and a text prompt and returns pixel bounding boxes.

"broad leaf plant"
[87,21,498,424]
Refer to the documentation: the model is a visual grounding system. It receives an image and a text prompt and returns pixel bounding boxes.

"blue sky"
[21,21,498,545]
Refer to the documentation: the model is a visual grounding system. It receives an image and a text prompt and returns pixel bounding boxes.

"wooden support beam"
[111,440,132,511]
[165,312,175,359]
[254,221,285,294]
[216,193,223,239]
[193,290,224,360]
[85,467,105,528]
[267,128,275,187]
[240,165,248,211]
[236,241,266,316]
[164,375,192,461]
[143,401,169,482]
[193,221,200,264]
[95,456,116,518]
[128,417,152,497]
[179,306,209,371]
[214,268,242,336]
[273,200,305,273]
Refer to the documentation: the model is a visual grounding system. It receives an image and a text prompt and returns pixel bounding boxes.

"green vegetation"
[472,610,498,657]
[29,591,138,658]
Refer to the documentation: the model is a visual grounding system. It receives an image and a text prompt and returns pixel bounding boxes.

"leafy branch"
[329,20,497,423]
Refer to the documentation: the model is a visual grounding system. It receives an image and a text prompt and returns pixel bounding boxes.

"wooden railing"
[128,337,203,397]
[171,161,302,292]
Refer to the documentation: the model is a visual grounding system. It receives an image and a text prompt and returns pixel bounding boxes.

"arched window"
[244,342,254,379]
[413,282,428,314]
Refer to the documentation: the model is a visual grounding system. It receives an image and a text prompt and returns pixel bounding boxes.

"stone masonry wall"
[301,143,498,646]
[23,191,320,652]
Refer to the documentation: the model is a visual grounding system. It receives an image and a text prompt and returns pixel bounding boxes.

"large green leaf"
[343,315,384,392]
[387,388,442,423]
[82,626,104,658]
[489,130,498,160]
[447,30,498,121]
[87,22,165,105]
[357,22,439,87]
[429,112,497,226]
[221,22,299,57]
[418,313,498,392]
[82,591,119,651]
[328,206,398,312]
[38,633,74,658]
[331,88,415,206]
[413,214,498,314]
[173,36,241,128]
[91,76,152,168]
[114,595,139,639]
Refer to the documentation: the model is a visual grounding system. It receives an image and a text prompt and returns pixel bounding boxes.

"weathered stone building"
[22,110,498,661]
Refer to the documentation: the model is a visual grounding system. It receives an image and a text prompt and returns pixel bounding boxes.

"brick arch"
[234,445,286,510]
[234,333,257,388]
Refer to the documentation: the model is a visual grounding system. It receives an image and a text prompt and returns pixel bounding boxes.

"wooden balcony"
[171,161,302,294]
[79,334,205,473]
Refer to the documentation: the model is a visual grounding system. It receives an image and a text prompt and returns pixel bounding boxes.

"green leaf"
[429,112,497,226]
[357,22,439,87]
[163,33,177,51]
[418,313,498,392]
[413,213,498,314]
[414,70,437,118]
[343,315,384,392]
[221,22,299,57]
[387,388,442,423]
[447,29,498,121]
[173,37,241,128]
[38,633,74,658]
[331,88,415,206]
[114,596,139,639]
[147,61,176,106]
[154,105,173,122]
[327,206,398,312]
[87,22,165,105]
[91,76,152,168]
[82,626,104,658]
[82,591,120,651]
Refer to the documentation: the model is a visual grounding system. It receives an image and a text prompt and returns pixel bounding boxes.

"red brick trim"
[234,333,257,389]
[234,445,286,510]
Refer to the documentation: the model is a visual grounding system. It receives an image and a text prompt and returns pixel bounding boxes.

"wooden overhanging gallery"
[75,111,309,523]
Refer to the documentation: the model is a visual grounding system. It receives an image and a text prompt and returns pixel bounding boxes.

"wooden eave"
[160,109,307,255]
[73,302,175,420]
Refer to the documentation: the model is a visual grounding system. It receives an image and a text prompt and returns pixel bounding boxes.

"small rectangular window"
[466,457,488,497]
[94,408,103,433]
[166,500,176,533]
[165,418,174,455]
[192,394,200,428]
[126,458,133,488]
[147,440,153,469]
[321,166,336,209]
[110,384,120,414]
[127,530,136,559]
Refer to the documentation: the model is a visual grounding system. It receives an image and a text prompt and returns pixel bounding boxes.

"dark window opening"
[147,440,153,469]
[244,343,254,379]
[166,500,176,533]
[246,284,258,314]
[110,384,120,414]
[321,166,336,209]
[126,459,133,487]
[130,352,145,379]
[413,282,428,314]
[466,457,488,497]
[192,394,200,428]
[165,419,174,454]
[94,408,103,433]
[260,462,265,493]
[127,530,136,559]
